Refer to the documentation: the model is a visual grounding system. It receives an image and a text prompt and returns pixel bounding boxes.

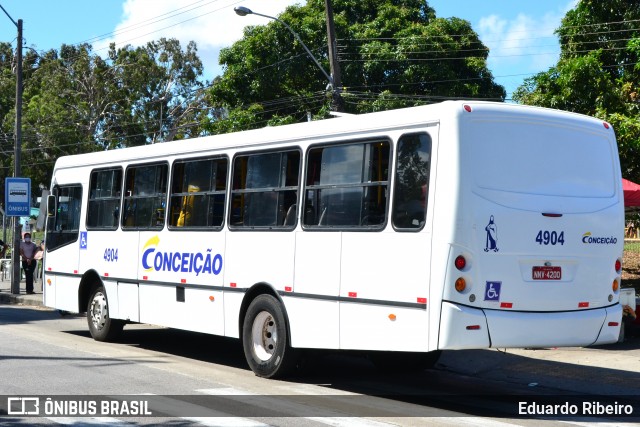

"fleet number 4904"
[535,230,564,245]
[104,248,119,262]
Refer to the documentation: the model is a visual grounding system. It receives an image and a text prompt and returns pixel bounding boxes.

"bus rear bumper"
[439,301,622,350]
[485,304,621,348]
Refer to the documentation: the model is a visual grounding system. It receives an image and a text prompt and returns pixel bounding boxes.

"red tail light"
[455,255,466,270]
[615,259,622,274]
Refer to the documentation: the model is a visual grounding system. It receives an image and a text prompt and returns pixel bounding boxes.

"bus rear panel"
[437,103,623,350]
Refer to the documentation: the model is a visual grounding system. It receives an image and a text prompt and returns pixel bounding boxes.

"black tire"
[369,350,442,373]
[87,285,124,342]
[242,294,297,378]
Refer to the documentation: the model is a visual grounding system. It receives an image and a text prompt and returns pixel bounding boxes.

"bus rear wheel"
[87,285,124,342]
[242,294,297,378]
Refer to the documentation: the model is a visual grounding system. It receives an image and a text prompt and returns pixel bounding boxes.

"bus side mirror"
[47,194,57,217]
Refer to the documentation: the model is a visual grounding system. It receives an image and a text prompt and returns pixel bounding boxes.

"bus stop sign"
[5,177,31,217]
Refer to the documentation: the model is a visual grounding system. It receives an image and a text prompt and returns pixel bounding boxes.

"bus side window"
[303,140,390,229]
[87,167,122,230]
[230,150,300,230]
[169,157,228,229]
[122,163,168,230]
[46,185,83,251]
[392,133,432,230]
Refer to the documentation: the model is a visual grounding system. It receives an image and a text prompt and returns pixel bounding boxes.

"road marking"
[184,417,268,426]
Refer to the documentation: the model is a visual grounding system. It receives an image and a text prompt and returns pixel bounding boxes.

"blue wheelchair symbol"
[80,232,87,250]
[484,281,501,301]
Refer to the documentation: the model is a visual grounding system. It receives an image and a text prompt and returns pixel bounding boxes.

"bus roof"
[52,101,609,170]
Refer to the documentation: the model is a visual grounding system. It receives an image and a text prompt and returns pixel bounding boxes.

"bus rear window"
[470,121,616,198]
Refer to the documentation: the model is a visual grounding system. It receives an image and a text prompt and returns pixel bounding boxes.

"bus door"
[44,184,83,312]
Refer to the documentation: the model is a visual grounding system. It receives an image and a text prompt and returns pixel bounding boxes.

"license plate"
[532,266,562,280]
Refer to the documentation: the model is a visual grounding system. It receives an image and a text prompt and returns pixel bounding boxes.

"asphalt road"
[0,304,639,426]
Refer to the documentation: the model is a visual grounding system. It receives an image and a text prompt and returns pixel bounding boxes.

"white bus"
[43,101,624,378]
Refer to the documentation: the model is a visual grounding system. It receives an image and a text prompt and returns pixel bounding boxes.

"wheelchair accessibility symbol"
[484,281,501,301]
[80,231,87,250]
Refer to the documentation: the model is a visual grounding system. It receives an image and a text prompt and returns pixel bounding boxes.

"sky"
[0,0,579,100]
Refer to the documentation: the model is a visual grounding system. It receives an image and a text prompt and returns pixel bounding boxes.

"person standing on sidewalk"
[20,233,38,294]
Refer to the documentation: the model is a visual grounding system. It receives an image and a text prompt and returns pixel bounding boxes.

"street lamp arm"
[234,7,334,89]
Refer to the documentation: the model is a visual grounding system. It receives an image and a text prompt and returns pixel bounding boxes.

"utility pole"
[11,19,22,295]
[324,0,344,112]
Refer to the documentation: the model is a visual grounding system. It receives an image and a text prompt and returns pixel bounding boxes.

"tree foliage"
[0,38,206,196]
[513,0,640,181]
[206,0,504,132]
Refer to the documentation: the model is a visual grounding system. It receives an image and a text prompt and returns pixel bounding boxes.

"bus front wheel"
[87,285,124,342]
[242,294,297,378]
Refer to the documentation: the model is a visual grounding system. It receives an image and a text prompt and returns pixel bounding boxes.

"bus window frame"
[167,154,229,231]
[228,147,302,231]
[46,183,83,252]
[391,132,432,233]
[121,161,169,231]
[86,166,124,231]
[301,137,392,232]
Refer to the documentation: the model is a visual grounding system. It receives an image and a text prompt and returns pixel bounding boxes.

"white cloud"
[96,0,302,81]
[477,1,576,97]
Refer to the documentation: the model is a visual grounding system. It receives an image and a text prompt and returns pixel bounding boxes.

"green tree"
[513,0,640,181]
[5,38,206,193]
[206,0,504,132]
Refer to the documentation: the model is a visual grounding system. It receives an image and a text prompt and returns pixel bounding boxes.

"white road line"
[183,417,269,427]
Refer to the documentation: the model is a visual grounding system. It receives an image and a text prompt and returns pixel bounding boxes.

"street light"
[234,6,343,111]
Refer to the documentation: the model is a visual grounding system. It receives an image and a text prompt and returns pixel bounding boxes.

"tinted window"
[87,168,122,229]
[122,163,168,229]
[392,133,431,230]
[230,150,300,229]
[303,141,390,228]
[169,157,227,228]
[46,185,83,251]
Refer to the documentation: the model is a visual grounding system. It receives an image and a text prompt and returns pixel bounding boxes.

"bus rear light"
[615,259,622,274]
[500,302,513,308]
[612,279,619,292]
[579,302,589,308]
[466,325,480,330]
[463,104,472,112]
[603,122,610,129]
[454,255,466,270]
[608,321,619,327]
[454,278,466,292]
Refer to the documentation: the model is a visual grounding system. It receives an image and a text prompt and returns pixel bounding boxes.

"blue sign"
[484,281,501,301]
[80,232,88,250]
[5,177,31,217]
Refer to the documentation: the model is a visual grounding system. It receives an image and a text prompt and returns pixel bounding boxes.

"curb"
[0,292,44,307]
